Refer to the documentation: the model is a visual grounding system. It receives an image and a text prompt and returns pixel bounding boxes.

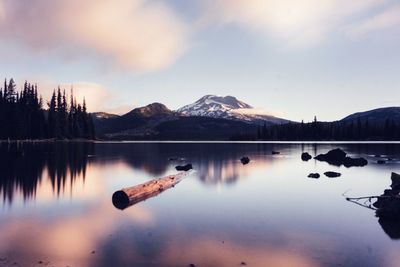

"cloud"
[0,0,188,71]
[203,0,391,48]
[346,4,400,38]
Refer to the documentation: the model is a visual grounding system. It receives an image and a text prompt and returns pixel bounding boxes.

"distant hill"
[341,107,400,125]
[177,95,288,125]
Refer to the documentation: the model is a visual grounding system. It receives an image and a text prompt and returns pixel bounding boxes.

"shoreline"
[1,139,400,144]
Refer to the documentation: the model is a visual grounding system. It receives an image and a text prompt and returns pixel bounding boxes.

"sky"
[0,0,400,121]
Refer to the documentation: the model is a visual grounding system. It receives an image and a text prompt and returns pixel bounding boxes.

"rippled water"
[0,142,400,267]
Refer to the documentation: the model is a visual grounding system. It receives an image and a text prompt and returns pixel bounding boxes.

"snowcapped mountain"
[176,95,288,125]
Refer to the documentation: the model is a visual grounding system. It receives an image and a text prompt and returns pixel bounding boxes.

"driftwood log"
[112,171,190,210]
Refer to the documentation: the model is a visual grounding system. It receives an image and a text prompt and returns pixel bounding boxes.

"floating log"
[112,172,190,210]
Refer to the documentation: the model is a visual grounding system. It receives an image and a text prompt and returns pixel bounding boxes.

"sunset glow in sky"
[0,0,399,121]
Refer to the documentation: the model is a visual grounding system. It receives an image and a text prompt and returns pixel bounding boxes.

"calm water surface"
[0,142,400,267]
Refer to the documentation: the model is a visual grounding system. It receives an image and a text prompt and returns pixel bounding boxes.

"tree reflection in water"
[0,142,94,205]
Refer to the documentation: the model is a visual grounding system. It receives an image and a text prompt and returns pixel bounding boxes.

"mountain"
[341,107,400,125]
[124,102,173,118]
[95,102,257,140]
[94,103,176,137]
[177,95,288,125]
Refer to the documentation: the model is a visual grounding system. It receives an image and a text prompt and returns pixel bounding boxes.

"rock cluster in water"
[314,148,368,167]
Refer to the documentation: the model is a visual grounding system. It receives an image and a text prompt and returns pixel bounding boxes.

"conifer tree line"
[0,78,95,140]
[255,116,400,141]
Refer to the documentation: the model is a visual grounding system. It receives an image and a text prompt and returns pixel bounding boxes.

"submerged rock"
[343,157,368,167]
[240,157,250,165]
[377,160,386,165]
[308,173,320,179]
[301,152,312,161]
[272,151,280,155]
[315,149,347,166]
[175,164,193,171]
[324,171,341,178]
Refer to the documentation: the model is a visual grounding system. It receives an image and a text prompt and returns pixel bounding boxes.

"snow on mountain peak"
[176,95,287,124]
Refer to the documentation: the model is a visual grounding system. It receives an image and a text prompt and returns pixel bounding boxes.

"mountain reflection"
[0,142,93,205]
[96,143,282,185]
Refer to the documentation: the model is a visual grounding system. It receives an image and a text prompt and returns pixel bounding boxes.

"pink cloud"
[0,0,189,71]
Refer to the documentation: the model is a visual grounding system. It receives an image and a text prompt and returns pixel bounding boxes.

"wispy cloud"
[0,0,189,71]
[346,3,400,38]
[203,0,392,48]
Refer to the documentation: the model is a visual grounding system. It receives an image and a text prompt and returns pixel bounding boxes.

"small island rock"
[324,171,341,178]
[308,173,320,179]
[240,157,250,165]
[301,152,312,161]
[175,164,193,171]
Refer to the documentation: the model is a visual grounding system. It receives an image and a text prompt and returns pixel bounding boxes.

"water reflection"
[0,142,400,267]
[0,142,93,205]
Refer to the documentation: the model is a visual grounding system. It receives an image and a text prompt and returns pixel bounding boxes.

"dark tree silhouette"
[0,78,95,140]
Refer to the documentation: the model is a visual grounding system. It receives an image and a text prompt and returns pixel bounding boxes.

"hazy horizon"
[1,0,400,121]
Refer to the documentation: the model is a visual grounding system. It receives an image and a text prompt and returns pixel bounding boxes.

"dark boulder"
[324,171,341,178]
[240,157,250,165]
[308,173,320,179]
[375,198,400,219]
[315,148,347,166]
[175,164,193,171]
[272,151,280,155]
[343,157,368,167]
[378,217,400,240]
[391,172,400,190]
[377,160,386,164]
[301,152,312,161]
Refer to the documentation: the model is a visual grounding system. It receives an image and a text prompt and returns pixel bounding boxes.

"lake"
[0,142,400,267]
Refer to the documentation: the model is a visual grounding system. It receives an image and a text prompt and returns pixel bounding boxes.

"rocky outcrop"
[315,149,346,166]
